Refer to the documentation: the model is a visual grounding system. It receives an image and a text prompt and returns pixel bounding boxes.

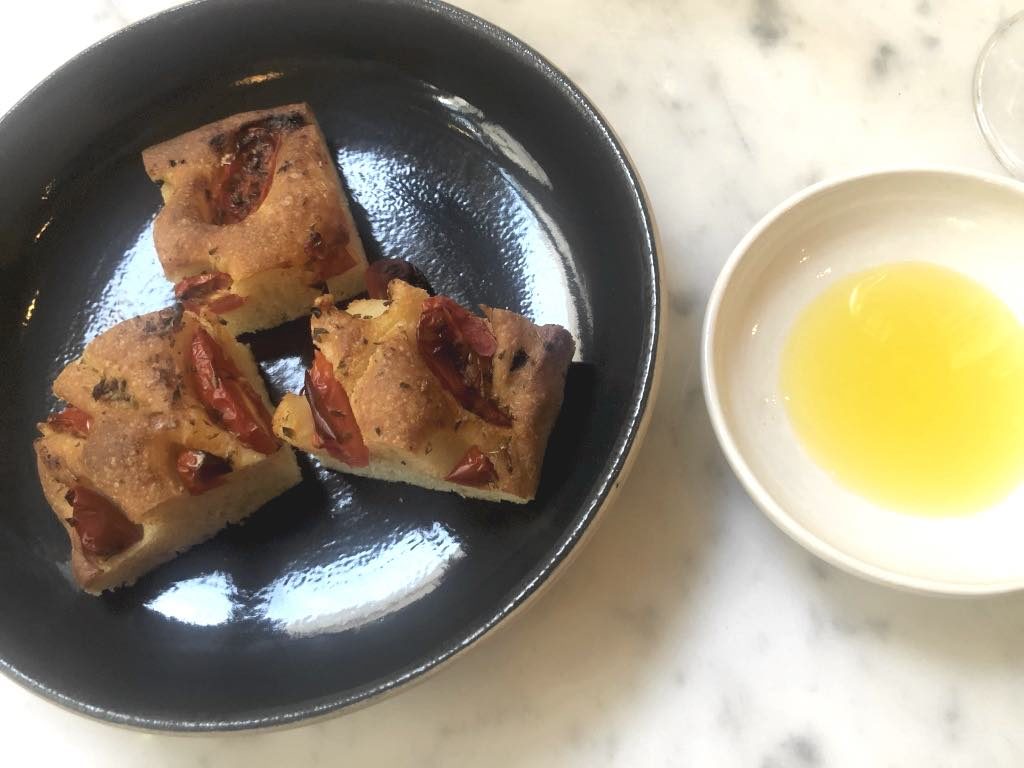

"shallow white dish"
[703,168,1024,595]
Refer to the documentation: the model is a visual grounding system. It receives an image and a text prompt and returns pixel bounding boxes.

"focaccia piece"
[34,307,300,594]
[272,281,574,503]
[143,102,368,335]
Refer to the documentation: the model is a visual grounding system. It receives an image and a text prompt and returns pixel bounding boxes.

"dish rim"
[701,165,1024,597]
[0,0,663,731]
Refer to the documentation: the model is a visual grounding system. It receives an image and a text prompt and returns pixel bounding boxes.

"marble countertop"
[3,0,1023,765]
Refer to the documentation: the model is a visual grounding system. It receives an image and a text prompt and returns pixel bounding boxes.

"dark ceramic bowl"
[0,0,659,731]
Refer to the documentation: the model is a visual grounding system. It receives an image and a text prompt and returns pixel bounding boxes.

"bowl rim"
[0,0,663,731]
[701,165,1024,597]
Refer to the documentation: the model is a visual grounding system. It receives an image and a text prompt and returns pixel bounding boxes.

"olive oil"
[781,262,1024,516]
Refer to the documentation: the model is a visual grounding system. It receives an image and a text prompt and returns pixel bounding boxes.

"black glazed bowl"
[0,0,659,731]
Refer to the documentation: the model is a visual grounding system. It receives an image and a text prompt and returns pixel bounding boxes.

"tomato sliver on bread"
[416,296,511,427]
[189,327,277,454]
[47,405,92,438]
[445,445,498,487]
[303,350,369,467]
[65,486,143,557]
[176,449,232,495]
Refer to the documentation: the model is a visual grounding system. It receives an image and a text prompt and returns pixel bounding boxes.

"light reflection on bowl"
[144,571,237,627]
[80,216,172,344]
[144,522,463,635]
[255,521,463,637]
[339,143,583,355]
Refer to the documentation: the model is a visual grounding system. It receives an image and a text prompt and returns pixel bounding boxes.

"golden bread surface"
[273,281,574,502]
[142,102,368,334]
[34,307,300,593]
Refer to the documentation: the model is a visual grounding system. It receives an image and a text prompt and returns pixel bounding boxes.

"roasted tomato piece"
[213,120,283,225]
[173,271,233,301]
[189,327,278,454]
[417,296,511,426]
[176,449,232,495]
[65,486,143,557]
[306,229,356,282]
[47,406,92,438]
[445,446,499,487]
[202,293,247,314]
[365,259,434,299]
[303,350,369,467]
[176,272,244,314]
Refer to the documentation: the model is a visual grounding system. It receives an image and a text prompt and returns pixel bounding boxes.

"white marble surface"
[3,0,1024,765]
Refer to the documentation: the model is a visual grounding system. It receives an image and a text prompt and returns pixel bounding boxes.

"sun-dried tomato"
[47,406,92,438]
[173,271,233,301]
[417,296,511,426]
[65,486,143,557]
[189,327,277,454]
[176,449,232,495]
[306,228,356,282]
[303,350,369,467]
[202,293,247,314]
[212,121,282,225]
[445,446,498,487]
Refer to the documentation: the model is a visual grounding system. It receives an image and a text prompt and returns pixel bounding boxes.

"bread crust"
[274,281,574,502]
[35,307,300,593]
[142,103,368,333]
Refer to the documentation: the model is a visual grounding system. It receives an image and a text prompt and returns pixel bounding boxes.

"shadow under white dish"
[703,168,1024,595]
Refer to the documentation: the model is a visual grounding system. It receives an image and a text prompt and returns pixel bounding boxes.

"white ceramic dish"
[703,168,1024,595]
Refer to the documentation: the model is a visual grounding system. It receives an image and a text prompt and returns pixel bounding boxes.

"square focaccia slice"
[273,279,575,503]
[34,307,300,594]
[143,102,368,335]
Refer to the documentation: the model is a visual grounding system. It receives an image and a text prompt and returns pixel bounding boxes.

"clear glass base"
[975,12,1024,178]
